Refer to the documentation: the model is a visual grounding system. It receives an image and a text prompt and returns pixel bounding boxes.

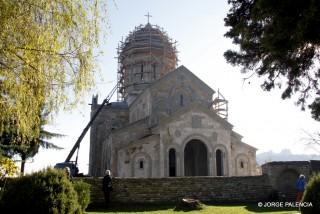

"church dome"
[119,23,177,62]
[117,23,178,103]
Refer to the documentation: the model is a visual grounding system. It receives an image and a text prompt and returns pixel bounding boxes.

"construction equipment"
[212,89,228,120]
[54,84,117,177]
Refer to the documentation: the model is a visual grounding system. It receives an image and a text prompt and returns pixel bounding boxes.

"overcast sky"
[25,0,320,174]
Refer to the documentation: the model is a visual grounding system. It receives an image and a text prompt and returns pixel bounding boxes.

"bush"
[73,180,91,212]
[0,168,81,214]
[301,173,320,214]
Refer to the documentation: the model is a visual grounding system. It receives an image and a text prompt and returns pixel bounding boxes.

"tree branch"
[13,52,40,73]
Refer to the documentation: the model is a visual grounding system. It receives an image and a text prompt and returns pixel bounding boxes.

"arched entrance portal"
[184,139,208,176]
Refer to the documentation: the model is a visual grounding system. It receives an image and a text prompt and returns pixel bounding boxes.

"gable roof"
[129,65,215,107]
[158,102,233,129]
[150,65,215,94]
[234,141,258,151]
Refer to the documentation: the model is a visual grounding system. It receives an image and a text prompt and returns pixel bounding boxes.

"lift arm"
[65,84,117,163]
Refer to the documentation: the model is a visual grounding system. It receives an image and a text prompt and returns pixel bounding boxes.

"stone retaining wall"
[261,161,311,201]
[78,175,273,204]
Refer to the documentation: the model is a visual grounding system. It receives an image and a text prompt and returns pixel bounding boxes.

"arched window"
[216,149,224,176]
[180,94,184,106]
[169,149,176,177]
[240,161,244,168]
[139,160,144,169]
[140,64,144,80]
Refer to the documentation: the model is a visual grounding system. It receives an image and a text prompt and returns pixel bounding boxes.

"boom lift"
[54,84,117,176]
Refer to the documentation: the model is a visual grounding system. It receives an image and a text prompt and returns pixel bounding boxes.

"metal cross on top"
[145,12,152,24]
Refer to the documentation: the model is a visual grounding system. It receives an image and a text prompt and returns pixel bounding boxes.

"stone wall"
[89,102,129,176]
[261,161,310,187]
[79,175,272,204]
[261,161,310,201]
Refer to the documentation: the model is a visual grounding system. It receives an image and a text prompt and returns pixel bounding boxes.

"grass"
[86,203,300,214]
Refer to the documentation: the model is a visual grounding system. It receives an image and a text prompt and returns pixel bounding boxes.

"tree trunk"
[175,198,203,211]
[20,153,26,175]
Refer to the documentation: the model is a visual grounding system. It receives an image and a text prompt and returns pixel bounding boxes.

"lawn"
[86,203,299,214]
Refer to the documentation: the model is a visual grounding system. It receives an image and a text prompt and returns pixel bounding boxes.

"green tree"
[0,112,64,174]
[18,126,64,174]
[0,156,18,200]
[1,168,82,213]
[224,0,320,120]
[0,0,106,145]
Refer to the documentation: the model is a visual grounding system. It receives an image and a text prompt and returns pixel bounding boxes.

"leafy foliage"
[0,111,63,173]
[224,0,320,120]
[0,0,106,143]
[73,180,91,212]
[0,168,82,214]
[301,173,320,214]
[0,156,18,180]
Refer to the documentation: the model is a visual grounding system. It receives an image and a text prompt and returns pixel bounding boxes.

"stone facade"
[89,101,129,176]
[89,23,258,177]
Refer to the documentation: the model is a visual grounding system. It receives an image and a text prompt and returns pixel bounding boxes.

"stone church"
[89,22,258,177]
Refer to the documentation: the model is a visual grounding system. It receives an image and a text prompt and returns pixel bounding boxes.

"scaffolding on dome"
[212,89,228,120]
[116,24,178,101]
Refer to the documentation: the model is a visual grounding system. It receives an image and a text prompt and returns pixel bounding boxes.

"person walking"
[102,170,113,207]
[296,174,306,202]
[65,167,72,180]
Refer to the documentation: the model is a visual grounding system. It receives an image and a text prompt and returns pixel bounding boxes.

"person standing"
[296,174,306,202]
[65,167,72,180]
[102,170,113,207]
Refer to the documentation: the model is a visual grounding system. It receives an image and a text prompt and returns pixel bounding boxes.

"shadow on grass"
[86,202,300,213]
[173,206,203,212]
[86,202,175,213]
[201,202,299,213]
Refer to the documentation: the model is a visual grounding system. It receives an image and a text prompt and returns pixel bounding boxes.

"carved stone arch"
[181,134,213,176]
[166,145,181,154]
[213,144,229,176]
[235,153,250,176]
[131,152,152,178]
[181,134,213,154]
[212,144,228,156]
